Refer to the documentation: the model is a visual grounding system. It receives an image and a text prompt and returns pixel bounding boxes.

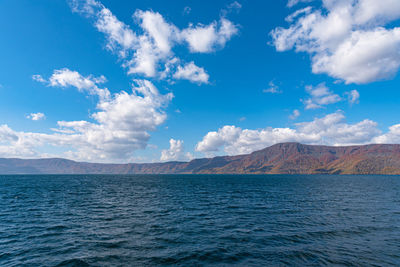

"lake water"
[0,174,400,266]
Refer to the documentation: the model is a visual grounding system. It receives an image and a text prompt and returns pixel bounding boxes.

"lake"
[0,174,399,266]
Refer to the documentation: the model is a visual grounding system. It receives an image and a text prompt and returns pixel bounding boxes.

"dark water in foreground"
[1,175,400,266]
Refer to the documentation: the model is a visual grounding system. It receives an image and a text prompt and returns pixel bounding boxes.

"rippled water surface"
[1,174,400,266]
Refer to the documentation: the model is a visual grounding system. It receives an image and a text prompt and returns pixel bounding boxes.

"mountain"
[1,143,400,174]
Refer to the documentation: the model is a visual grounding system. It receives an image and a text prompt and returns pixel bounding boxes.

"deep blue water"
[0,174,400,266]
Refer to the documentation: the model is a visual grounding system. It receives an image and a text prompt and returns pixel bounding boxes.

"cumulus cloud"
[271,0,400,84]
[42,68,110,99]
[303,83,342,109]
[373,124,400,144]
[173,62,209,84]
[27,113,46,121]
[126,10,178,77]
[160,139,193,162]
[180,18,238,53]
[0,125,42,158]
[196,112,384,155]
[70,0,238,81]
[0,69,173,162]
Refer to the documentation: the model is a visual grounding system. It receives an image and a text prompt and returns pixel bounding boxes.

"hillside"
[1,143,400,174]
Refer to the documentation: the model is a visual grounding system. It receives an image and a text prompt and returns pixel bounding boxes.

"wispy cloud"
[346,89,360,105]
[287,0,314,8]
[263,81,282,94]
[289,109,300,120]
[221,1,242,16]
[183,6,191,15]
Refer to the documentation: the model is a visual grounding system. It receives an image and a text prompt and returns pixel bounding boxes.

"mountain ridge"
[2,143,400,174]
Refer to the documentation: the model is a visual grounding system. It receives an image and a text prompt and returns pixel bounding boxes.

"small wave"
[47,225,68,231]
[2,174,400,266]
[55,258,91,267]
[95,240,127,249]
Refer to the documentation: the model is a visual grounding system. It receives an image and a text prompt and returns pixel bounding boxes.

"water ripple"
[0,174,399,266]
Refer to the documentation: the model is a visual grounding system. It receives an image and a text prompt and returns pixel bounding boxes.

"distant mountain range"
[2,143,400,174]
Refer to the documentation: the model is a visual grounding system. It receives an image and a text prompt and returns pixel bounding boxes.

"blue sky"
[1,0,400,162]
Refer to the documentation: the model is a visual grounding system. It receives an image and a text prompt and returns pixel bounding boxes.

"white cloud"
[160,138,193,161]
[125,10,179,77]
[271,0,400,84]
[32,74,46,83]
[27,113,46,121]
[289,109,300,120]
[180,24,218,53]
[373,124,400,144]
[0,124,54,158]
[346,89,360,104]
[173,62,209,84]
[94,6,137,54]
[135,10,178,55]
[71,0,238,81]
[46,68,110,100]
[302,83,359,108]
[1,69,173,162]
[295,112,379,145]
[222,1,242,16]
[287,0,314,8]
[181,18,238,53]
[303,83,341,109]
[228,1,242,11]
[263,81,282,94]
[0,125,18,143]
[196,112,382,155]
[196,125,242,154]
[285,7,313,22]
